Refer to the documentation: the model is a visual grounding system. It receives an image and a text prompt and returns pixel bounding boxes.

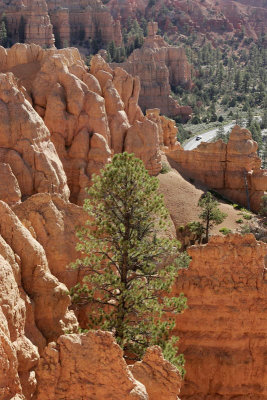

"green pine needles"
[70,152,189,377]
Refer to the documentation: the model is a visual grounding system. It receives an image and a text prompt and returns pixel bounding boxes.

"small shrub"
[240,207,252,214]
[160,162,171,174]
[232,203,240,209]
[235,219,243,224]
[259,195,267,217]
[241,224,251,234]
[243,214,252,220]
[219,227,232,235]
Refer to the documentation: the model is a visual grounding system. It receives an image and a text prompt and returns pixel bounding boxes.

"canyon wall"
[107,0,267,41]
[112,22,193,119]
[47,0,122,48]
[167,125,267,212]
[174,234,267,399]
[0,43,163,204]
[0,0,122,49]
[1,0,55,48]
[0,43,266,400]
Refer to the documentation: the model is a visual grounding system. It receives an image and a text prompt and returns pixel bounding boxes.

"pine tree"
[70,153,189,376]
[0,20,7,47]
[198,192,227,242]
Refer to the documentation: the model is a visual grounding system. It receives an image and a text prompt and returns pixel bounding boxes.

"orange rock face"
[47,0,122,48]
[113,22,192,119]
[35,331,148,400]
[0,200,78,399]
[167,125,267,212]
[0,0,122,49]
[0,44,162,202]
[174,234,267,400]
[131,346,182,400]
[13,193,87,289]
[0,72,69,201]
[2,0,55,48]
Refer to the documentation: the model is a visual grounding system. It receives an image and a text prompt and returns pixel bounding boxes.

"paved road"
[183,122,235,150]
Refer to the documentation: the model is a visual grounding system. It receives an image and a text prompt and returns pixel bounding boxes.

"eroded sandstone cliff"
[0,43,163,204]
[167,125,267,212]
[0,0,55,48]
[0,0,122,49]
[0,42,266,400]
[174,234,267,399]
[112,22,193,119]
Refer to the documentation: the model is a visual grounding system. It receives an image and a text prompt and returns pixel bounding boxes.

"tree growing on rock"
[70,152,189,376]
[198,191,227,241]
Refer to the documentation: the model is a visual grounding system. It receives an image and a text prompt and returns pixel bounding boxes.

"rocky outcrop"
[167,125,267,212]
[0,163,21,206]
[131,346,182,400]
[34,331,148,400]
[107,0,267,42]
[13,193,87,289]
[2,0,55,48]
[174,234,267,400]
[0,72,69,201]
[47,0,122,48]
[146,108,181,150]
[35,331,183,400]
[112,22,192,119]
[0,0,122,49]
[0,44,162,202]
[0,200,78,399]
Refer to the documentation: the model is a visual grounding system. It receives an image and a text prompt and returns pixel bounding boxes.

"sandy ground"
[157,167,246,238]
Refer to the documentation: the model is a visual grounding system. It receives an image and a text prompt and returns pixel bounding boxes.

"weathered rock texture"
[35,331,183,400]
[13,193,87,289]
[108,0,267,42]
[0,44,162,203]
[0,71,69,202]
[112,22,192,119]
[146,108,181,150]
[167,125,267,212]
[0,200,78,399]
[47,0,122,48]
[0,0,122,49]
[34,331,148,400]
[130,346,182,400]
[174,234,267,400]
[1,0,55,48]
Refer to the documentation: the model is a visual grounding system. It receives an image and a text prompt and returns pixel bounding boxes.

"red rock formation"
[2,0,55,48]
[0,200,78,399]
[35,331,183,400]
[0,44,162,202]
[113,22,192,119]
[0,163,21,206]
[107,0,267,42]
[0,72,69,201]
[13,193,87,289]
[174,234,267,399]
[167,125,267,212]
[46,0,122,47]
[35,331,148,400]
[146,108,181,150]
[131,346,182,400]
